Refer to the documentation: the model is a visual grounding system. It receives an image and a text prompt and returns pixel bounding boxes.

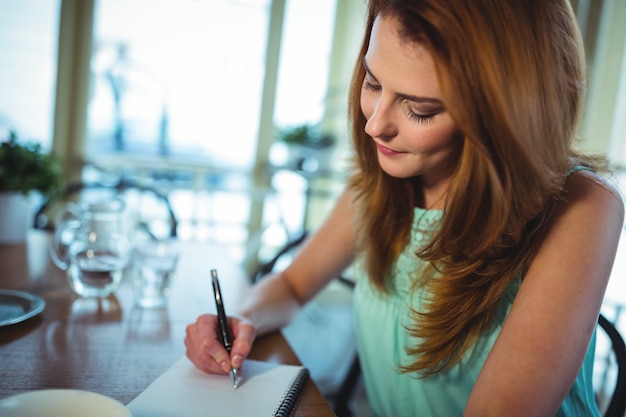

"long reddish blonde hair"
[347,0,605,374]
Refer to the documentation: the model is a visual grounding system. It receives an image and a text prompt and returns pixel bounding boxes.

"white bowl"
[0,389,132,417]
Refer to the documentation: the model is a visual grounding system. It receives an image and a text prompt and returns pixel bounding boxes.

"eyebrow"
[362,57,444,106]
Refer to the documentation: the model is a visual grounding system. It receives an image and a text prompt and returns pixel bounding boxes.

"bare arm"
[464,171,624,416]
[185,189,357,373]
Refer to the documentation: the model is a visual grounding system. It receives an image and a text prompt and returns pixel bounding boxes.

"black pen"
[211,269,240,388]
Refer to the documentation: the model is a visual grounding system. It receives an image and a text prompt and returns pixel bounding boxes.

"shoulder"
[559,169,624,221]
[535,169,625,277]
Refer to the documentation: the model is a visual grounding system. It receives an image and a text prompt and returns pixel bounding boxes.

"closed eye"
[402,99,441,125]
[406,111,436,124]
[363,77,381,92]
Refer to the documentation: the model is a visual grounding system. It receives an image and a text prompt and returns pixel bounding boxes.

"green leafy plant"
[0,131,64,197]
[277,124,335,149]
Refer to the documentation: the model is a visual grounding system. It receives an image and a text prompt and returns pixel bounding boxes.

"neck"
[419,175,451,210]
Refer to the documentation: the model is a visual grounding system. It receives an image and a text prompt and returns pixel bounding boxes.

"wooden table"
[0,230,335,416]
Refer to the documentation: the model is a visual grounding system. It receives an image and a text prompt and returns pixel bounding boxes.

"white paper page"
[127,357,306,417]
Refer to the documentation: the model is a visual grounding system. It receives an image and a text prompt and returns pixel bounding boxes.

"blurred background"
[0,0,624,261]
[0,0,366,268]
[0,1,625,413]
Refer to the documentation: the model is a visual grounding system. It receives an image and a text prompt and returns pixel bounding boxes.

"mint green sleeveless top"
[353,207,600,416]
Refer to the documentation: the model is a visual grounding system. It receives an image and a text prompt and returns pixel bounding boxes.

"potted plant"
[0,131,64,243]
[274,124,335,173]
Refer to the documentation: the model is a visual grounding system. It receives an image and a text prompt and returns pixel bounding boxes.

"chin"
[376,153,421,179]
[378,165,418,179]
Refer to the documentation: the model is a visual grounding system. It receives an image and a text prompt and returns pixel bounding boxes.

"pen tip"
[231,368,240,389]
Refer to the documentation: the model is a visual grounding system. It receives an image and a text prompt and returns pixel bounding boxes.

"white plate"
[0,289,45,327]
[0,389,132,417]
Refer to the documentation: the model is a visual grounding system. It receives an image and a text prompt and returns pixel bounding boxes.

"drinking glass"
[131,239,179,308]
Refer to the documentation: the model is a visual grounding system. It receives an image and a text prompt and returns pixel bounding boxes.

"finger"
[230,320,256,369]
[185,322,217,373]
[185,323,209,372]
[202,336,232,374]
[185,315,230,374]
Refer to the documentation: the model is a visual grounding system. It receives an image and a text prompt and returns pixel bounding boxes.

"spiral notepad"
[128,357,309,417]
[273,366,309,417]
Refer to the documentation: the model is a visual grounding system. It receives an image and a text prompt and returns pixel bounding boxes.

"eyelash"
[405,106,436,124]
[363,79,437,125]
[362,79,380,92]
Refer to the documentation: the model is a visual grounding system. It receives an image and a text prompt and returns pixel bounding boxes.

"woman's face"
[361,14,463,188]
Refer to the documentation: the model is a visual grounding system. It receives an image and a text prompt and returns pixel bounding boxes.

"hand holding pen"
[211,269,241,388]
[184,270,256,381]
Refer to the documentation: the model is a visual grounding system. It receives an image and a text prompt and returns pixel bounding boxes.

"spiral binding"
[273,367,310,417]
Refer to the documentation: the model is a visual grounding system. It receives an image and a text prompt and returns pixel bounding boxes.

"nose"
[364,96,397,141]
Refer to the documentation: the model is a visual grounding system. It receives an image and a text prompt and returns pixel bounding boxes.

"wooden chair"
[254,231,359,415]
[34,178,178,239]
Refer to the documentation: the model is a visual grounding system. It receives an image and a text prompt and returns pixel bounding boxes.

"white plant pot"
[0,192,33,244]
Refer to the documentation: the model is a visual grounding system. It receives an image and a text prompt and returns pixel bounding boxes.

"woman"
[186,0,624,415]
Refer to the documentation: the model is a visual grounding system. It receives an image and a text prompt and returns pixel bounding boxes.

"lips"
[375,142,404,156]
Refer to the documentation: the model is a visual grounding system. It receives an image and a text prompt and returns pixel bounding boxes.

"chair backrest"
[597,314,626,417]
[253,231,309,282]
[34,178,178,239]
[254,230,359,416]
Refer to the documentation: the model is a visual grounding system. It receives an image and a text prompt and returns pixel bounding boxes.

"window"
[0,0,60,148]
[83,0,339,258]
[86,0,336,172]
[273,0,336,128]
[87,0,271,170]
